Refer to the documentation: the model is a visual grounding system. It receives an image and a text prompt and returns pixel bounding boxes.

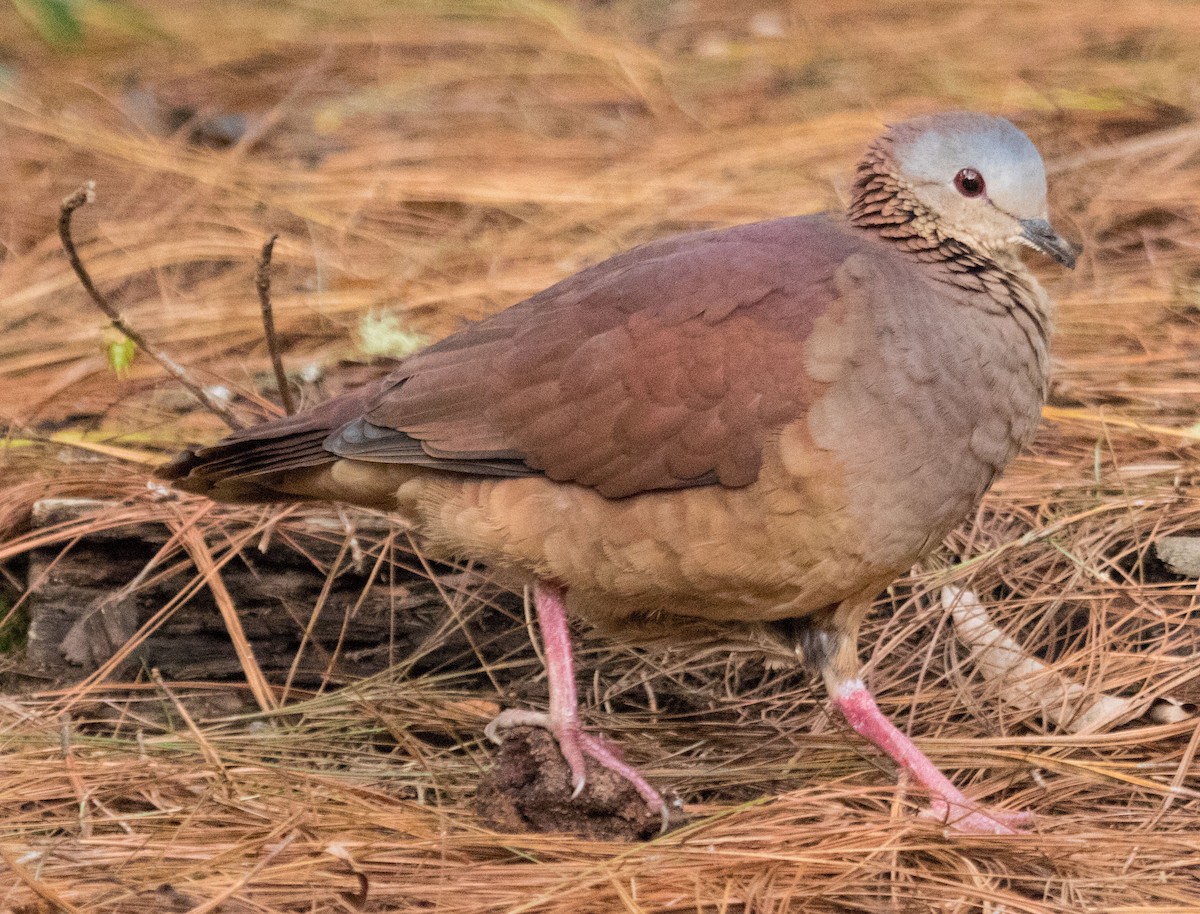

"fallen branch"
[944,586,1191,734]
[58,182,243,430]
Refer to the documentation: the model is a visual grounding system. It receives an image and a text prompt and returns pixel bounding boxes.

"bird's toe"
[923,799,1032,836]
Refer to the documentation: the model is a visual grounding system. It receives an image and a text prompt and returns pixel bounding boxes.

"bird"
[160,111,1078,836]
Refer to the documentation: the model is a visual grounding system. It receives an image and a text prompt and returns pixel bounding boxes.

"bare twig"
[255,233,295,415]
[58,182,244,430]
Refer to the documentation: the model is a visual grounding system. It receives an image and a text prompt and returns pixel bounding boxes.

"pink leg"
[832,679,1031,835]
[486,582,664,815]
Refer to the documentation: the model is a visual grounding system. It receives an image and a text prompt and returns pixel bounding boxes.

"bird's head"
[859,112,1078,269]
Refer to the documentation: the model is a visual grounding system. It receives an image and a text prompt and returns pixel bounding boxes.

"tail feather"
[157,370,542,506]
[156,383,386,501]
[157,433,335,501]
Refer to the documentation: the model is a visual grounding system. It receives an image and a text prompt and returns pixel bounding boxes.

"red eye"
[954,168,986,198]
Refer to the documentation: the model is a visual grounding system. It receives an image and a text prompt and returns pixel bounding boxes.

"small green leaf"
[103,329,137,378]
[10,0,84,46]
[357,309,429,360]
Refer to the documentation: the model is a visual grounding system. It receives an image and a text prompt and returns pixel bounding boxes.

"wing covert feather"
[166,216,877,499]
[332,217,865,497]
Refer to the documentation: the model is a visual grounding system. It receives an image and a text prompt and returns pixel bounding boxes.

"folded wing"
[162,217,857,500]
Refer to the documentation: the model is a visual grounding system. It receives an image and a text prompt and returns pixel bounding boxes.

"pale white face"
[890,113,1075,267]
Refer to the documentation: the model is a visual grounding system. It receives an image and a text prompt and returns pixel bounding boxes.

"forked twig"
[58,182,244,430]
[255,233,295,415]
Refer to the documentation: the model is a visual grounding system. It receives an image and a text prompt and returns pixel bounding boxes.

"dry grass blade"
[3,1,1200,912]
[177,524,279,715]
[0,844,87,914]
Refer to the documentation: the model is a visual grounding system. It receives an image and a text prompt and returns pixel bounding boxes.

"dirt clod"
[476,726,684,840]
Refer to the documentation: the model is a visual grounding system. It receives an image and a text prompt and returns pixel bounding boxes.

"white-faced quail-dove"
[161,112,1078,835]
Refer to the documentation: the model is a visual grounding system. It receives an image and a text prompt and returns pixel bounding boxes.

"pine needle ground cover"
[2,2,1200,910]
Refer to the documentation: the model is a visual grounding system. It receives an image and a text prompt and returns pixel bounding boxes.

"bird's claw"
[486,708,665,815]
[570,775,586,800]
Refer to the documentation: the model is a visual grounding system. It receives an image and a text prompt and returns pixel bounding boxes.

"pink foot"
[488,581,667,828]
[922,799,1033,836]
[832,678,1030,836]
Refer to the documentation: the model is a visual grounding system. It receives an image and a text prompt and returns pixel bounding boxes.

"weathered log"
[23,498,525,687]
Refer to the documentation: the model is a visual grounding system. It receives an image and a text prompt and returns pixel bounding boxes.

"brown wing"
[163,216,865,500]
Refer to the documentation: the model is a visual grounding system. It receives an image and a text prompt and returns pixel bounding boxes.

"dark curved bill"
[1019,218,1079,269]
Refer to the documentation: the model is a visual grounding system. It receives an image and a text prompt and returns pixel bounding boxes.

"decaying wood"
[1153,535,1200,579]
[944,586,1192,733]
[23,498,525,687]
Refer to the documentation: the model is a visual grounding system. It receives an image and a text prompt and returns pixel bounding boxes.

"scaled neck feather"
[847,135,1052,345]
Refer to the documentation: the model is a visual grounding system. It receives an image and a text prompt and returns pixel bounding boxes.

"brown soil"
[476,726,685,840]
